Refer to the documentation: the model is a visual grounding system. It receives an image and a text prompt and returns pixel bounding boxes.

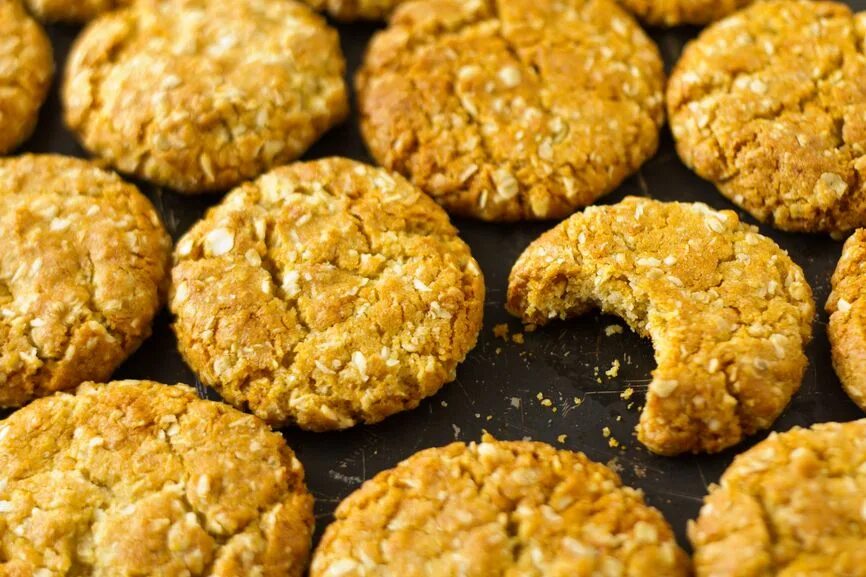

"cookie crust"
[0,155,171,408]
[618,0,753,26]
[170,158,485,431]
[357,0,665,221]
[668,0,866,234]
[302,0,405,20]
[0,380,314,577]
[311,436,690,577]
[690,420,866,577]
[24,0,130,22]
[507,197,815,455]
[63,0,349,194]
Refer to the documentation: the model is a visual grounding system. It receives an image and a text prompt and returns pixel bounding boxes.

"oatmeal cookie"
[63,0,348,194]
[311,435,690,577]
[618,0,753,26]
[507,197,815,455]
[0,155,171,408]
[690,420,866,577]
[668,0,866,234]
[170,158,485,431]
[302,0,405,21]
[827,228,866,412]
[0,380,314,577]
[24,0,130,22]
[356,0,665,221]
[0,0,53,155]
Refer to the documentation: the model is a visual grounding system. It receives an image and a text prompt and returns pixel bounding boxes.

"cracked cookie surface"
[618,0,753,26]
[668,0,866,234]
[311,435,690,577]
[0,155,171,408]
[63,0,348,194]
[690,420,866,577]
[827,228,866,412]
[356,0,665,221]
[0,380,314,577]
[170,158,485,431]
[0,0,53,155]
[507,197,814,455]
[24,0,130,22]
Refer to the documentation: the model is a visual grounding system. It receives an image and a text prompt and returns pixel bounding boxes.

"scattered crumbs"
[452,424,461,439]
[602,426,611,438]
[573,397,583,406]
[486,415,493,421]
[441,401,448,407]
[493,323,509,340]
[495,347,502,355]
[557,434,568,444]
[474,413,481,419]
[511,332,524,344]
[510,397,521,408]
[541,398,553,407]
[633,465,647,478]
[605,359,621,378]
[524,323,537,333]
[606,457,623,474]
[627,402,635,410]
[616,415,622,422]
[604,324,624,336]
[536,392,544,400]
[609,437,620,448]
[596,377,602,384]
[621,387,634,401]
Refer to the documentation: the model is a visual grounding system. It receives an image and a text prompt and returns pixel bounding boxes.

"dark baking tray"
[12,3,866,552]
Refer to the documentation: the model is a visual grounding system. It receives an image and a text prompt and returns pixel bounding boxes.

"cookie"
[0,0,53,155]
[302,0,404,21]
[24,0,129,22]
[668,0,866,234]
[690,420,866,577]
[507,197,815,455]
[311,435,690,577]
[618,0,752,26]
[0,380,314,577]
[0,155,171,408]
[170,158,485,430]
[63,0,349,194]
[356,0,665,221]
[827,229,866,412]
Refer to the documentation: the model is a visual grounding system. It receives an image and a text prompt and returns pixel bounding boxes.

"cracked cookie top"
[0,380,314,577]
[507,197,815,455]
[169,158,485,431]
[63,0,348,194]
[311,436,690,577]
[668,0,866,234]
[0,155,171,408]
[24,0,130,22]
[690,420,866,577]
[618,0,753,26]
[356,0,665,221]
[0,0,53,154]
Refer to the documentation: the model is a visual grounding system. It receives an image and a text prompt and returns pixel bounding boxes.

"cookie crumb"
[621,387,635,401]
[511,332,525,344]
[493,323,510,341]
[557,434,567,444]
[605,359,621,378]
[605,324,624,336]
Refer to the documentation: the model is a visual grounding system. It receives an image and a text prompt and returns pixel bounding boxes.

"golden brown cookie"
[0,0,53,155]
[827,229,866,412]
[618,0,752,26]
[311,435,691,577]
[507,197,815,455]
[63,0,349,194]
[302,0,404,21]
[356,0,665,221]
[170,158,485,431]
[24,0,129,22]
[0,155,171,408]
[668,0,866,234]
[690,420,866,577]
[0,380,314,577]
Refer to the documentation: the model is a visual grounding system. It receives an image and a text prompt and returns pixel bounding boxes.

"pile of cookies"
[2,0,866,574]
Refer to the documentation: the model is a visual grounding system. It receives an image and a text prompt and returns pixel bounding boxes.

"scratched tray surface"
[11,4,866,550]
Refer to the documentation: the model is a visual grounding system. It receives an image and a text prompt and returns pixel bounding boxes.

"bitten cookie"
[507,197,815,455]
[668,0,866,234]
[63,0,348,194]
[0,155,171,408]
[618,0,752,26]
[0,0,53,154]
[170,158,485,430]
[357,0,665,221]
[827,229,866,412]
[24,0,129,22]
[311,436,691,577]
[0,380,314,577]
[690,420,866,577]
[302,0,405,20]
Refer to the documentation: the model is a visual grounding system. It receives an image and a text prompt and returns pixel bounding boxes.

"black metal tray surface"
[11,2,866,551]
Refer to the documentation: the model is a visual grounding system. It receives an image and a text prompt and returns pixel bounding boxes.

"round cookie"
[668,0,866,234]
[0,155,171,408]
[63,0,349,194]
[356,0,665,221]
[170,158,485,430]
[690,420,866,577]
[302,0,405,21]
[618,0,752,26]
[0,380,314,577]
[24,0,130,22]
[311,436,691,577]
[0,0,53,155]
[507,197,815,455]
[827,229,866,412]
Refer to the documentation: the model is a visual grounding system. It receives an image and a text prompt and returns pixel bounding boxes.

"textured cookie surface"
[357,0,665,221]
[507,197,814,455]
[311,436,690,577]
[0,155,171,408]
[64,0,348,194]
[302,0,405,20]
[0,380,314,577]
[668,0,866,234]
[24,0,130,22]
[690,420,866,577]
[618,0,752,26]
[0,0,53,154]
[827,229,866,412]
[170,158,485,430]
